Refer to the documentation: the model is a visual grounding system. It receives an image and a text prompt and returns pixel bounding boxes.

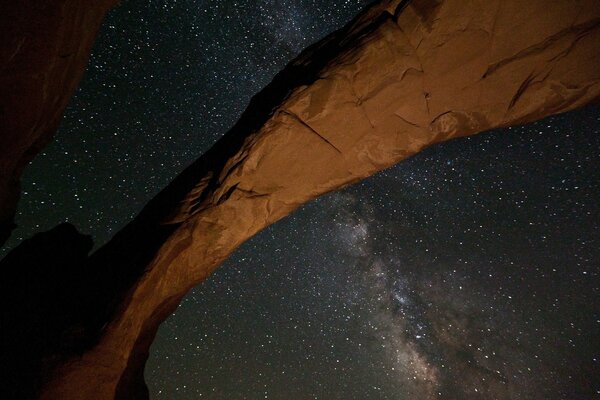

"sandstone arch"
[1,0,599,398]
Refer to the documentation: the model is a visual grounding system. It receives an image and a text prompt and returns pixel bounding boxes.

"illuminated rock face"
[1,0,599,399]
[0,0,117,245]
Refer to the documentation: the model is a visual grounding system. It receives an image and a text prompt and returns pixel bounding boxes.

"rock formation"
[0,0,599,399]
[0,0,117,245]
[0,224,93,399]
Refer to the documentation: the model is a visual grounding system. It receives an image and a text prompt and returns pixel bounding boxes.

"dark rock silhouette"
[0,224,92,399]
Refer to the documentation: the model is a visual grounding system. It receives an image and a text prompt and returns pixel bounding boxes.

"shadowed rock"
[0,0,117,246]
[0,223,93,399]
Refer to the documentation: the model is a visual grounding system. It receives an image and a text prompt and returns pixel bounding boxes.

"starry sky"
[2,1,599,399]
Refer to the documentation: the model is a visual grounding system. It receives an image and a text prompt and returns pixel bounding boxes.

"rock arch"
[1,0,599,398]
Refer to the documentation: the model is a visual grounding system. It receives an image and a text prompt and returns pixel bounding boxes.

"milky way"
[2,0,598,399]
[146,107,599,399]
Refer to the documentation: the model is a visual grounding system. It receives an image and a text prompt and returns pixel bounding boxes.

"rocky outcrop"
[0,224,93,399]
[1,0,599,399]
[0,0,117,245]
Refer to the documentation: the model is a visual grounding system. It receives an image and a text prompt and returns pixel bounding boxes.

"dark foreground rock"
[0,224,93,399]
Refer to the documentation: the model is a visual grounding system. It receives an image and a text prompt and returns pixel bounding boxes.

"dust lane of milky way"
[148,105,600,399]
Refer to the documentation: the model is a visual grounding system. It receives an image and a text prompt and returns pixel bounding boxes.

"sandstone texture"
[0,0,599,399]
[0,0,117,245]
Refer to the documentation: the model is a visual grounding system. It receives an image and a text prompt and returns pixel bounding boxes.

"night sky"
[2,1,599,399]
